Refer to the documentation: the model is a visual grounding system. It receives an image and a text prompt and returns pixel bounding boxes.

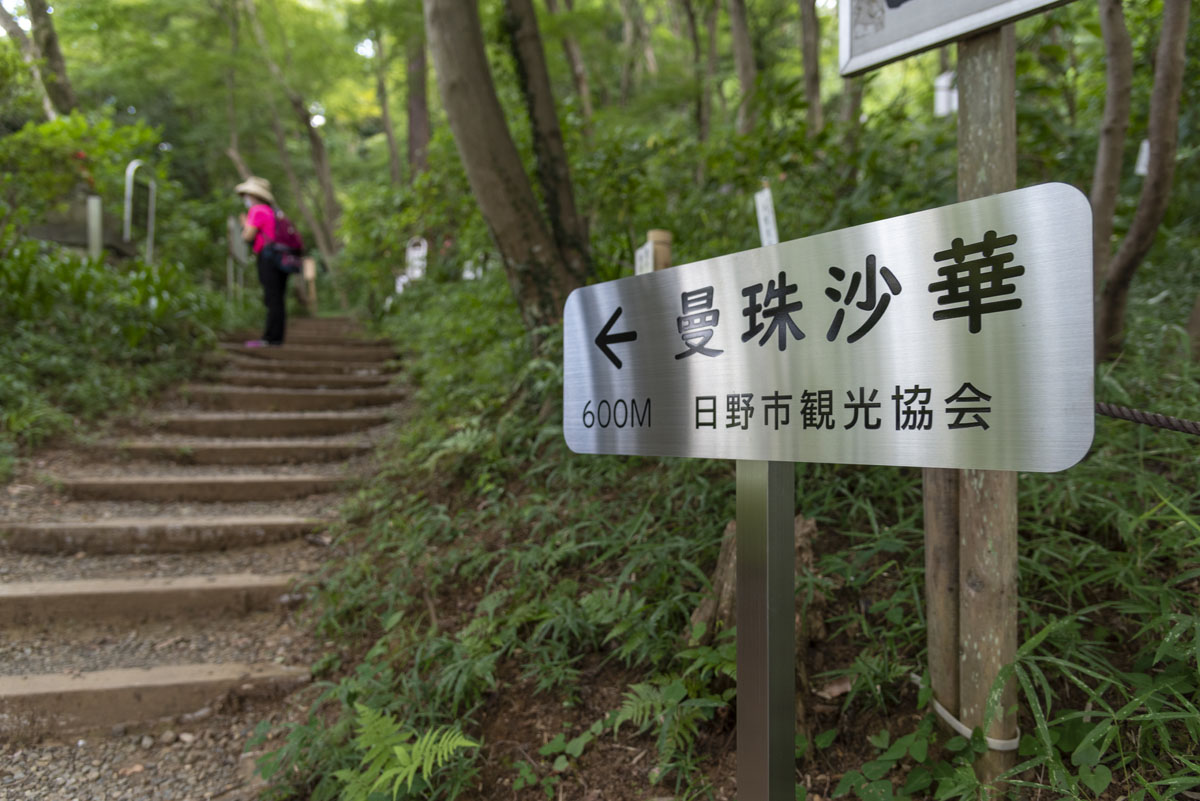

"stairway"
[0,318,397,793]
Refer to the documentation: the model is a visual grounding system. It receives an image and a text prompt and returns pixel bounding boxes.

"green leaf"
[858,779,894,801]
[815,729,838,749]
[868,729,890,749]
[862,759,891,780]
[833,770,865,797]
[565,733,589,758]
[902,766,932,793]
[539,734,567,756]
[1079,764,1112,795]
[908,736,928,763]
[552,754,568,772]
[945,735,968,753]
[1071,742,1100,767]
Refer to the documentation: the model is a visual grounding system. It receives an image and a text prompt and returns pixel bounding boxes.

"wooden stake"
[956,25,1019,791]
[648,229,672,270]
[923,467,959,719]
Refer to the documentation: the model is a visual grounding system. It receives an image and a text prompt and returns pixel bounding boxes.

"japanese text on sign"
[562,183,1094,472]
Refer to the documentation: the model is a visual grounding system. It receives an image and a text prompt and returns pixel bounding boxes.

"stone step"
[152,410,390,437]
[218,370,392,389]
[111,438,369,465]
[182,384,405,412]
[0,574,297,625]
[1,516,320,554]
[221,343,394,363]
[0,662,308,736]
[222,354,393,375]
[229,330,387,347]
[60,474,347,502]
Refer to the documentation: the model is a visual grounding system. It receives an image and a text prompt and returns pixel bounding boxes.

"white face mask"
[243,196,254,209]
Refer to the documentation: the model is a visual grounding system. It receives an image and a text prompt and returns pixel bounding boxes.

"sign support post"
[953,23,1019,790]
[736,186,795,801]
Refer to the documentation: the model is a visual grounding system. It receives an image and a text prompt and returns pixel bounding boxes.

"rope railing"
[1096,402,1200,437]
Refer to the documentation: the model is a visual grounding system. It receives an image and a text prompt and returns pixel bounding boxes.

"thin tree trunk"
[25,0,76,115]
[798,0,822,136]
[1096,0,1189,362]
[243,0,341,239]
[406,32,431,178]
[728,0,756,134]
[220,0,251,180]
[704,0,719,135]
[619,0,639,103]
[425,0,583,335]
[502,0,591,286]
[373,33,404,186]
[0,5,56,120]
[679,0,706,142]
[1089,0,1132,299]
[1188,294,1200,362]
[545,0,594,122]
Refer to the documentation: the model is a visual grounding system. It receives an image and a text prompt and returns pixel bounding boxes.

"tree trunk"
[703,0,718,138]
[502,0,591,286]
[243,0,341,240]
[545,0,594,123]
[679,0,703,138]
[26,0,76,115]
[372,33,404,186]
[1090,0,1132,299]
[425,0,583,335]
[406,32,430,179]
[221,0,251,181]
[1187,294,1200,362]
[798,0,822,136]
[728,0,756,134]
[1095,0,1189,363]
[619,0,640,103]
[0,5,57,120]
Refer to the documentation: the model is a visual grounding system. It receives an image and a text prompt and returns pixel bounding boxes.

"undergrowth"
[0,241,253,479]
[258,257,1199,800]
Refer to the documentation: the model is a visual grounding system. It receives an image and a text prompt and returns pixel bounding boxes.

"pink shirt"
[247,203,276,253]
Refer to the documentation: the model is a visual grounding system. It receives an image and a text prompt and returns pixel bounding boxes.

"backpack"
[270,210,305,273]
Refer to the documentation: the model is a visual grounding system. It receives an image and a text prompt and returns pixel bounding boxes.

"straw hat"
[234,176,275,205]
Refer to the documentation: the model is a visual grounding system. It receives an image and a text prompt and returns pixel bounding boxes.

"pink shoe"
[244,339,268,348]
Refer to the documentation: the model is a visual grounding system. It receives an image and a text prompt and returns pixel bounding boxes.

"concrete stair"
[0,317,394,738]
[218,370,392,389]
[181,384,405,412]
[110,437,370,464]
[151,410,391,437]
[1,516,321,554]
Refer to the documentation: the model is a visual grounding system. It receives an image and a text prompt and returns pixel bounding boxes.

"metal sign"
[563,183,1094,472]
[405,237,428,280]
[840,0,1073,76]
[754,188,779,247]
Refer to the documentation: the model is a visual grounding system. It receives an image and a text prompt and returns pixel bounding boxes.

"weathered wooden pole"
[923,466,959,723]
[956,24,1019,790]
[649,229,672,270]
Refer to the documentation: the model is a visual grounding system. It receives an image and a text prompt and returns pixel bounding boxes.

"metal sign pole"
[737,187,794,801]
[736,461,795,800]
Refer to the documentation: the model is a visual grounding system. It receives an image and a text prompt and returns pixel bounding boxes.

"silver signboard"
[563,183,1094,472]
[840,0,1074,76]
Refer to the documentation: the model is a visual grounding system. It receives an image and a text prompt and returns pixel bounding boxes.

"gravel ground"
[0,695,311,801]
[0,612,319,676]
[0,540,328,582]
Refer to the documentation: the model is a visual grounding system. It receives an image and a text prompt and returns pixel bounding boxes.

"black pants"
[257,248,289,345]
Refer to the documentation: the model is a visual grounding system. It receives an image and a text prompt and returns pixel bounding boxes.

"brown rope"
[1096,402,1200,437]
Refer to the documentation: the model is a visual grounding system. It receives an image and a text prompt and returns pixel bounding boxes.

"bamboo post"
[956,25,1019,790]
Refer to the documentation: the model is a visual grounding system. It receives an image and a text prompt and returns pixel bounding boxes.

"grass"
[256,257,1199,800]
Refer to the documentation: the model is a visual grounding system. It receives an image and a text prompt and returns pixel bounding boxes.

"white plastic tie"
[909,674,1020,752]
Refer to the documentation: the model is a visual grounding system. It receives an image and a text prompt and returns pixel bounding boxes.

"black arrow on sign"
[594,306,638,369]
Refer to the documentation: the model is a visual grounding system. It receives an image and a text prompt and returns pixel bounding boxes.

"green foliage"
[332,704,478,800]
[0,241,249,455]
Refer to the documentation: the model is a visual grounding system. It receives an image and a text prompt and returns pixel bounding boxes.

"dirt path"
[0,318,399,800]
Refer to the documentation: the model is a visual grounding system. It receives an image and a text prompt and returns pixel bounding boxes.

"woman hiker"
[236,176,288,347]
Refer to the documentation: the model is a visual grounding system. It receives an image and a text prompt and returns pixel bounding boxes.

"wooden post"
[923,467,959,722]
[956,25,1019,790]
[649,229,672,270]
